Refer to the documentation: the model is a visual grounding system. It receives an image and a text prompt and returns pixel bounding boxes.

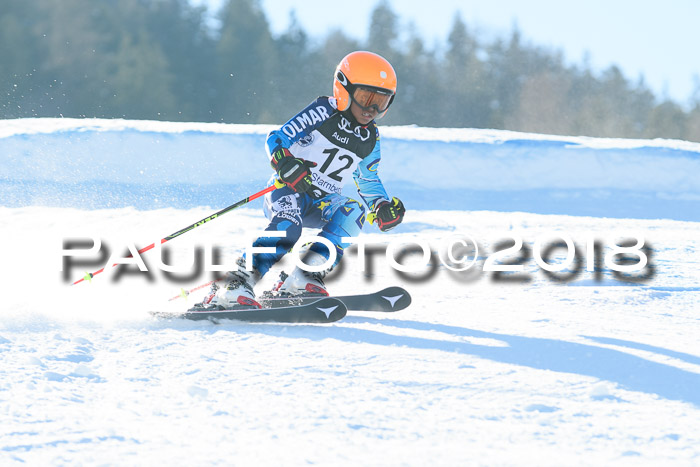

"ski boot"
[275,251,330,298]
[191,258,262,311]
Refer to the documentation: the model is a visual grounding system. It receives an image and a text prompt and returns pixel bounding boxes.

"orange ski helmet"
[333,51,397,118]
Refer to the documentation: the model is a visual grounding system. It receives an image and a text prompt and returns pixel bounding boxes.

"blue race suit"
[250,96,390,276]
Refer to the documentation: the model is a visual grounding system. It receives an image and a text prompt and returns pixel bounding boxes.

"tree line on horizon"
[2,0,699,142]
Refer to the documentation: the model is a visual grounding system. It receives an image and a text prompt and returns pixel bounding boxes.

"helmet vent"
[336,71,348,86]
[380,71,387,79]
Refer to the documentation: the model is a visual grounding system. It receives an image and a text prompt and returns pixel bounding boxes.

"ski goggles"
[352,86,394,113]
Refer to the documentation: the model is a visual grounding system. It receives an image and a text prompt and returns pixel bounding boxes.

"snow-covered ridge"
[0,117,276,138]
[5,117,700,151]
[2,118,699,221]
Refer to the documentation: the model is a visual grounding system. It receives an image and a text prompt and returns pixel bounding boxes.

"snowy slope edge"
[1,118,699,221]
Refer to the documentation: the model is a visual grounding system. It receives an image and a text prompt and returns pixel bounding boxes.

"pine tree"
[366,0,399,59]
[442,14,492,128]
[215,0,277,122]
[270,10,315,120]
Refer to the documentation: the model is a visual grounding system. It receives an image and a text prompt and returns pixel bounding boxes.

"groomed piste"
[1,119,699,465]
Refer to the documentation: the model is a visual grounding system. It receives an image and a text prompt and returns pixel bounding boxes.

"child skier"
[202,51,405,309]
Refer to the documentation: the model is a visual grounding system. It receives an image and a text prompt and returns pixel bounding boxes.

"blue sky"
[194,0,699,106]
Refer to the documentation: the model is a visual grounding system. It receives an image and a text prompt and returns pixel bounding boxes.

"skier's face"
[350,100,377,125]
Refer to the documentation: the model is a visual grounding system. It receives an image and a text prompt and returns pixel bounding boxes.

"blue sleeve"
[265,96,335,158]
[354,132,389,211]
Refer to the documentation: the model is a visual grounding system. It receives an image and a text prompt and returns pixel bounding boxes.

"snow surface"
[1,119,700,465]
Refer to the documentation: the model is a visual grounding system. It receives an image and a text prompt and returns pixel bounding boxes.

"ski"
[150,297,347,324]
[260,286,411,312]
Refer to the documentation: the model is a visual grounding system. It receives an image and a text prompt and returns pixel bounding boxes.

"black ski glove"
[271,148,316,194]
[372,197,405,231]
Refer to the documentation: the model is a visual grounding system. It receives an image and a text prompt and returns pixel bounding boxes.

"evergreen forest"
[2,0,699,141]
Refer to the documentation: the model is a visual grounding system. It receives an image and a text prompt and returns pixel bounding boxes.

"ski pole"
[168,279,221,302]
[72,180,284,285]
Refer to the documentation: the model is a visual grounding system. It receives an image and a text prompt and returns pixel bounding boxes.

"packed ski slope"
[1,120,700,465]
